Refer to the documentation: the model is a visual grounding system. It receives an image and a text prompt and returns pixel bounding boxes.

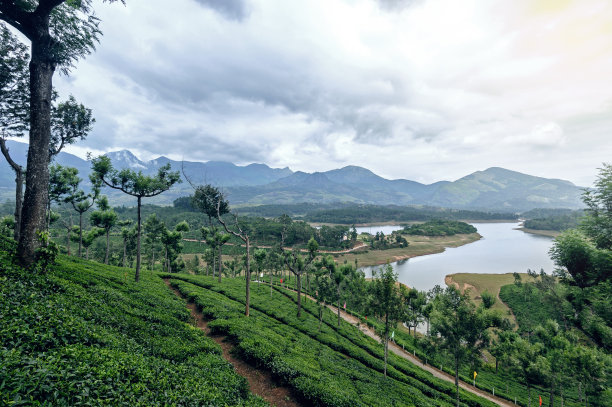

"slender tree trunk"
[105,229,110,264]
[0,139,24,242]
[78,212,83,257]
[245,238,250,316]
[270,270,273,296]
[455,353,460,407]
[319,304,323,332]
[528,383,531,407]
[296,272,302,317]
[578,381,582,403]
[85,247,89,260]
[550,379,555,407]
[384,314,389,377]
[17,34,55,266]
[495,358,498,374]
[218,244,223,283]
[135,196,142,282]
[337,286,341,327]
[123,240,127,267]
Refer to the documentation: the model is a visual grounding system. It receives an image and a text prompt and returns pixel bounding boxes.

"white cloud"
[50,0,612,187]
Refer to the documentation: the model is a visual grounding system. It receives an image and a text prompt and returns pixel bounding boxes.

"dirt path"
[164,280,303,407]
[290,288,514,407]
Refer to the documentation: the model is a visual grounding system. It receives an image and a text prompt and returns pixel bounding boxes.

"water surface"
[361,222,555,292]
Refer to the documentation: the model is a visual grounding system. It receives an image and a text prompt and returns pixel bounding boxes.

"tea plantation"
[0,237,267,406]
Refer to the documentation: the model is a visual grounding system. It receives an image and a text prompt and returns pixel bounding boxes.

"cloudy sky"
[52,0,612,186]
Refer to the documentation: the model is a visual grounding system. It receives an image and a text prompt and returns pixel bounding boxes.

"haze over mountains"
[0,140,584,211]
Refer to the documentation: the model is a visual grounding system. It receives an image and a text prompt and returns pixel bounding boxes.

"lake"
[361,222,556,292]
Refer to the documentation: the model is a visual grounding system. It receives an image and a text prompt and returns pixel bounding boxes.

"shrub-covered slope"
[0,238,266,406]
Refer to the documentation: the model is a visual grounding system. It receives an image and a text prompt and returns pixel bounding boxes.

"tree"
[160,220,189,273]
[0,23,29,242]
[581,163,612,250]
[89,196,117,264]
[284,237,319,317]
[368,264,403,378]
[143,214,163,269]
[192,184,230,282]
[63,169,99,258]
[480,290,496,309]
[429,286,492,406]
[201,226,230,282]
[403,287,427,335]
[48,163,77,227]
[49,95,94,157]
[0,0,119,266]
[91,155,180,282]
[120,220,135,268]
[195,186,254,316]
[80,226,104,260]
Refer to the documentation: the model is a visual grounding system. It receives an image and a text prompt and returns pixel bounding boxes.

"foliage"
[0,244,265,406]
[168,274,497,407]
[402,220,478,236]
[305,204,516,224]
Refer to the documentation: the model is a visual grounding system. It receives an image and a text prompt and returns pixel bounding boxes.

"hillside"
[1,141,585,210]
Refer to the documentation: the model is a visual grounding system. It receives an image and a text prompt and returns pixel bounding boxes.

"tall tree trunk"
[337,286,341,327]
[105,229,110,264]
[296,273,303,317]
[384,313,389,377]
[550,378,555,407]
[455,353,460,407]
[123,240,127,267]
[528,383,531,407]
[18,35,55,267]
[218,244,223,283]
[245,238,250,316]
[135,196,142,282]
[78,212,83,257]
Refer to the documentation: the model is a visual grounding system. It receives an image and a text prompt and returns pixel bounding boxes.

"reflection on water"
[361,222,555,292]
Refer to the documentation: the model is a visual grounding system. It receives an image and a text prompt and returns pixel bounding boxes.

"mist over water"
[361,222,555,292]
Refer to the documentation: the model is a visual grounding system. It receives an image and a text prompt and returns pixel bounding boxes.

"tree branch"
[0,137,23,173]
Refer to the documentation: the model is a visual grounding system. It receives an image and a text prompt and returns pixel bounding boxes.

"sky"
[48,0,612,187]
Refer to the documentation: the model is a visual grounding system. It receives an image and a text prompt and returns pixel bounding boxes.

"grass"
[334,233,481,267]
[445,273,536,319]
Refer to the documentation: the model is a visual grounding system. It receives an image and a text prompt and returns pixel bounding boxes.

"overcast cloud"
[51,0,612,186]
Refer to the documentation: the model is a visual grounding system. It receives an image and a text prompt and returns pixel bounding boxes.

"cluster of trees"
[523,212,582,232]
[1,0,125,267]
[402,220,478,236]
[366,230,409,249]
[305,204,516,224]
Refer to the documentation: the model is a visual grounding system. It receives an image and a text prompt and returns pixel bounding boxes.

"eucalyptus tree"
[89,196,117,264]
[284,238,319,317]
[63,170,99,258]
[160,220,189,273]
[217,208,254,316]
[192,184,230,281]
[319,256,354,327]
[0,0,122,266]
[143,214,163,269]
[369,264,404,378]
[403,288,427,336]
[91,155,180,282]
[201,225,230,282]
[119,221,135,268]
[429,286,493,406]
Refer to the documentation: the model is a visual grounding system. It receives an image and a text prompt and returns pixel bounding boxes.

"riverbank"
[444,273,537,328]
[515,226,560,238]
[333,233,482,267]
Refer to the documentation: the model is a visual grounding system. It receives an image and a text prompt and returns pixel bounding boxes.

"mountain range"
[0,140,585,211]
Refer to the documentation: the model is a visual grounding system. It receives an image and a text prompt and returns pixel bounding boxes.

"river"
[360,222,555,292]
